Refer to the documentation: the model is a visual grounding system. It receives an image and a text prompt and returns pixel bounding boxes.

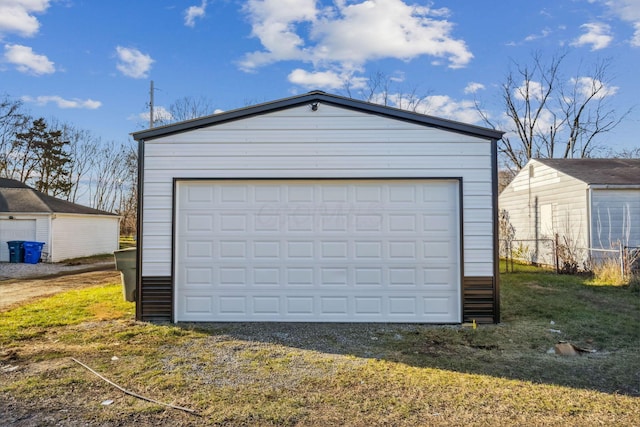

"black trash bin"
[113,248,137,302]
[7,241,25,263]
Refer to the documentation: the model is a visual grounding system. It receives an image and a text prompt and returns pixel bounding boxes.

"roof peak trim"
[132,91,504,141]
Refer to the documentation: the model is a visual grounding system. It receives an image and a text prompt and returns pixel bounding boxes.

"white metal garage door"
[174,180,461,322]
[0,219,37,262]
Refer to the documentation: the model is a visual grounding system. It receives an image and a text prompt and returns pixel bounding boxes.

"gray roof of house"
[534,158,640,185]
[132,90,504,141]
[0,178,117,215]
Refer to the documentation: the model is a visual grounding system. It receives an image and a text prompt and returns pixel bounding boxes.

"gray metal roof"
[132,90,504,141]
[534,158,640,185]
[0,178,117,215]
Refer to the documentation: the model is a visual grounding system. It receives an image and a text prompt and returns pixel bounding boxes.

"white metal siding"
[142,104,494,281]
[51,215,120,262]
[175,179,460,322]
[499,159,589,265]
[591,189,640,249]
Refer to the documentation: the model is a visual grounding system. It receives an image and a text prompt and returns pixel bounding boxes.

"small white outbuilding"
[0,178,120,263]
[132,91,503,324]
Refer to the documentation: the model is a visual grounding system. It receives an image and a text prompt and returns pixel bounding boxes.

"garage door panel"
[178,291,460,322]
[184,185,213,203]
[186,214,213,231]
[185,267,214,286]
[424,240,458,260]
[254,267,280,285]
[185,241,213,258]
[180,265,459,290]
[176,180,461,322]
[286,267,314,285]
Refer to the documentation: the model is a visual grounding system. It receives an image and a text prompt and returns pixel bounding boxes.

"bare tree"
[479,52,629,171]
[498,52,564,169]
[117,144,138,235]
[614,147,640,158]
[559,59,627,159]
[153,96,218,126]
[0,95,30,177]
[88,140,132,212]
[343,71,432,113]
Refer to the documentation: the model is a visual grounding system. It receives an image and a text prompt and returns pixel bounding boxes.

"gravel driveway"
[0,260,115,281]
[0,261,119,310]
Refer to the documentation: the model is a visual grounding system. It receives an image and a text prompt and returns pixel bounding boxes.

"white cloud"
[514,80,546,102]
[240,0,317,70]
[464,82,485,94]
[571,22,613,50]
[22,95,101,109]
[185,0,207,27]
[415,95,483,124]
[287,68,369,90]
[134,106,173,124]
[570,76,619,99]
[288,69,344,89]
[633,22,640,47]
[0,0,50,37]
[500,107,557,143]
[366,92,483,124]
[389,71,405,83]
[240,0,472,73]
[524,28,551,42]
[4,43,54,74]
[115,46,153,78]
[601,0,640,46]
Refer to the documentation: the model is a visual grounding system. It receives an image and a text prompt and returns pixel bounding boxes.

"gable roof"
[0,178,117,215]
[132,90,504,142]
[534,158,640,185]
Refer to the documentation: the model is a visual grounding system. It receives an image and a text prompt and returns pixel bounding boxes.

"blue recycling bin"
[7,241,25,263]
[23,241,45,264]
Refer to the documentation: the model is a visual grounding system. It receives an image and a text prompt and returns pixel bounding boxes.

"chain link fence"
[500,235,639,279]
[500,238,555,273]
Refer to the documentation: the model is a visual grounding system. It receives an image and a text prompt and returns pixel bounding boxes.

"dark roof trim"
[533,158,640,185]
[132,90,505,141]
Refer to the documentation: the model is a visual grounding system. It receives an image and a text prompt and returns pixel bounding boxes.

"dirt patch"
[525,282,560,292]
[0,270,121,311]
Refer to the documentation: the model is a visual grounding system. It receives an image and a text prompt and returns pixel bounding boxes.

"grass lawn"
[1,264,639,426]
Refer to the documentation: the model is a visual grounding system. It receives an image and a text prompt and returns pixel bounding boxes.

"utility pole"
[149,80,154,128]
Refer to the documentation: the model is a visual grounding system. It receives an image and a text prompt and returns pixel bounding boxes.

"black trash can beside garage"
[114,247,137,302]
[7,241,25,263]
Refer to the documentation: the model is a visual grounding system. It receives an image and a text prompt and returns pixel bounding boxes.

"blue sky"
[1,0,639,155]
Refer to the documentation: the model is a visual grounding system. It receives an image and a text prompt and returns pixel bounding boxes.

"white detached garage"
[0,178,120,263]
[133,91,503,324]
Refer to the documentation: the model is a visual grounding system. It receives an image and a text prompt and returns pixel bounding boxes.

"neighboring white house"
[0,178,121,263]
[499,158,640,267]
[132,91,503,324]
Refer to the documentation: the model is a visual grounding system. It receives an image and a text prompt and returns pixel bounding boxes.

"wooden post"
[553,233,560,274]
